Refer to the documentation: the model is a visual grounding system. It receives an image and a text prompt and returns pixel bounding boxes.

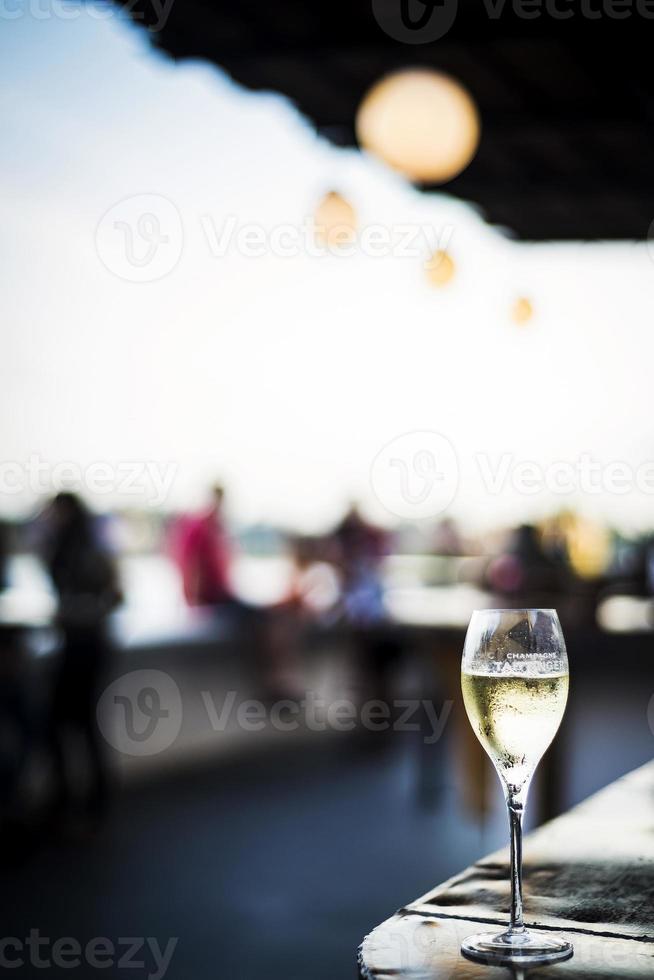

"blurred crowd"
[0,484,653,845]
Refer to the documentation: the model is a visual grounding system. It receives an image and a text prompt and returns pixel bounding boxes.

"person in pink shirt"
[171,486,303,698]
[173,485,234,608]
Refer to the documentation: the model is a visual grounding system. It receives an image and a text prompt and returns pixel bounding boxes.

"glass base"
[461,929,573,966]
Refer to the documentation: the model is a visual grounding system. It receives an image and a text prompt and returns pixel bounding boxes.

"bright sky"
[3,7,654,533]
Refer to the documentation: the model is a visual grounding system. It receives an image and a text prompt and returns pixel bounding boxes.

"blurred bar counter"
[358,760,654,979]
[1,580,653,817]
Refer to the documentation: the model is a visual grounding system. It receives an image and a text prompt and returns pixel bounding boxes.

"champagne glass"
[460,608,572,965]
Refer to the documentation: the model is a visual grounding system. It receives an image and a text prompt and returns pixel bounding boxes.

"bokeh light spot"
[356,69,480,183]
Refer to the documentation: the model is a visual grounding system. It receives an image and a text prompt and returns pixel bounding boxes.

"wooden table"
[359,761,654,979]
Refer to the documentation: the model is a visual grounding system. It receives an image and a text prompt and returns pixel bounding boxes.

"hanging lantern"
[425,249,455,287]
[355,69,480,184]
[511,296,534,325]
[313,191,357,248]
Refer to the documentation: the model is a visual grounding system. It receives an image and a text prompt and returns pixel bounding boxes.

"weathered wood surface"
[360,915,654,979]
[360,761,654,979]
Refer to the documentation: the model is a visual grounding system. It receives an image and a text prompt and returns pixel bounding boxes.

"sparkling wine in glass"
[460,608,572,966]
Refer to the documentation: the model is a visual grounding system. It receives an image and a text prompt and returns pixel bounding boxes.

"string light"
[313,191,357,248]
[425,249,455,287]
[356,69,480,183]
[511,297,534,325]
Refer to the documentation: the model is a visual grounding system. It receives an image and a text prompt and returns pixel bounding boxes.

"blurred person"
[486,523,562,597]
[170,486,296,698]
[0,625,32,828]
[0,522,42,834]
[40,492,121,824]
[334,505,387,625]
[432,516,464,556]
[333,505,401,706]
[171,485,233,607]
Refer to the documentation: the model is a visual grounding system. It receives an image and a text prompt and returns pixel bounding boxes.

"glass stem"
[507,793,525,934]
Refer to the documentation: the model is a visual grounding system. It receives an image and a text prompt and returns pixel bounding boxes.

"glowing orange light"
[425,249,455,287]
[356,69,480,183]
[511,297,534,325]
[313,191,357,248]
